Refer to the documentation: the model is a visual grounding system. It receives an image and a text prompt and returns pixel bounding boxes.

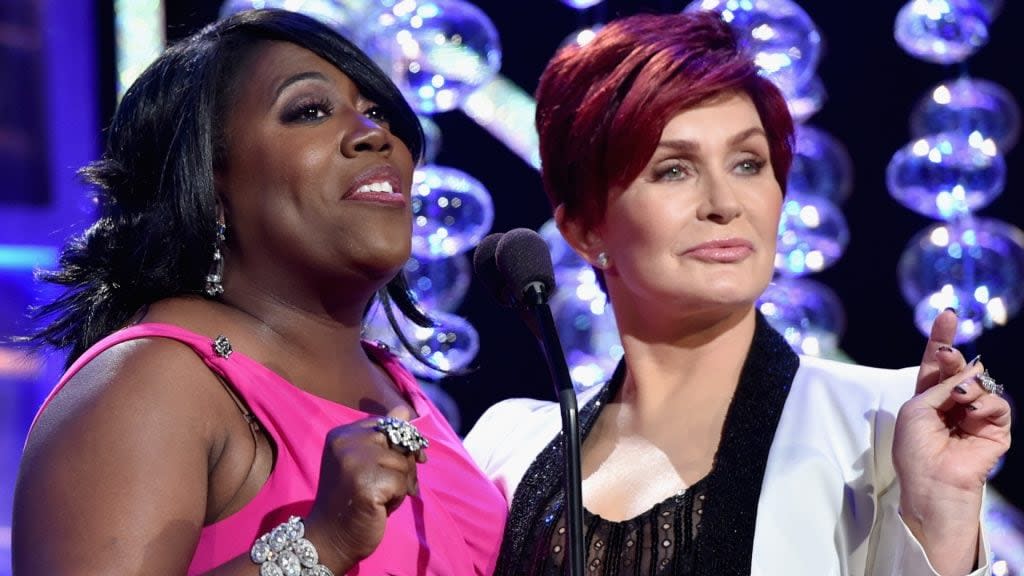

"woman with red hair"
[467,11,1008,575]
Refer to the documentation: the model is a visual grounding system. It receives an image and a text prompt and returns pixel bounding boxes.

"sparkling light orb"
[411,164,494,258]
[404,310,480,377]
[886,131,1005,220]
[362,305,480,379]
[558,0,605,9]
[984,491,1024,569]
[912,285,989,343]
[898,218,1024,340]
[894,0,989,64]
[368,0,502,113]
[418,114,443,165]
[558,25,604,50]
[549,270,622,389]
[786,74,826,123]
[911,76,1021,152]
[775,193,849,277]
[913,282,991,340]
[219,0,377,39]
[539,218,588,278]
[403,253,471,311]
[758,277,845,357]
[684,0,823,97]
[788,125,854,204]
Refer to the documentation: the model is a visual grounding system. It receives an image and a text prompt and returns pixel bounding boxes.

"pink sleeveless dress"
[32,323,507,575]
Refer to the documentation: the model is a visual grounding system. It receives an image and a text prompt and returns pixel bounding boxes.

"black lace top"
[493,312,799,576]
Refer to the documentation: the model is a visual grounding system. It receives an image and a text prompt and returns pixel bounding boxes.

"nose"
[696,172,742,224]
[340,112,391,158]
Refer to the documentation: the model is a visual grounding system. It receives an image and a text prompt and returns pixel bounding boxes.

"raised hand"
[304,405,427,572]
[893,309,1011,573]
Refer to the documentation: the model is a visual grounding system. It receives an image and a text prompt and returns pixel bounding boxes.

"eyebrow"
[656,126,768,152]
[273,71,329,101]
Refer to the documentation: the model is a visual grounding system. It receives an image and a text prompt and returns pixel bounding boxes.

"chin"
[368,257,408,282]
[655,282,754,310]
[343,249,408,285]
[363,237,411,266]
[695,271,769,299]
[698,292,759,309]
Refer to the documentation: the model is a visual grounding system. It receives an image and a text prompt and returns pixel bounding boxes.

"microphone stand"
[522,281,585,576]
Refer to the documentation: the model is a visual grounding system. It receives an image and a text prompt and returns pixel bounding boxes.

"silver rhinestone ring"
[375,415,429,453]
[977,370,1004,396]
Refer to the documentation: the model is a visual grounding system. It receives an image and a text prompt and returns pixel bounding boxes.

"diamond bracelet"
[250,516,335,576]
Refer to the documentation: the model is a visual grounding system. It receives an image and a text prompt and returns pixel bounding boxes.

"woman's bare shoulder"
[15,321,241,572]
[28,330,231,453]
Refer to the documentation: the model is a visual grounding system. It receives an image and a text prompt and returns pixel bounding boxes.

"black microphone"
[494,228,556,308]
[493,228,585,576]
[472,232,512,308]
[473,231,545,339]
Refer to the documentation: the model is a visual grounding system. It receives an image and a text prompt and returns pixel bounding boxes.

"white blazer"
[465,355,990,575]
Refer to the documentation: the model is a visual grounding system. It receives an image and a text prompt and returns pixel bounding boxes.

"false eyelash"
[282,96,335,123]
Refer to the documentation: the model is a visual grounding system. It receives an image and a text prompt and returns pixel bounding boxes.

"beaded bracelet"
[250,516,335,576]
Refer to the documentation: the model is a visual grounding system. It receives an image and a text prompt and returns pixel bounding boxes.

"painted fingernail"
[937,345,955,353]
[966,404,978,411]
[954,384,969,394]
[944,307,958,316]
[967,354,982,367]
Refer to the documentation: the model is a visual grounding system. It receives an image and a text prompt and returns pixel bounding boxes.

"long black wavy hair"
[30,9,432,367]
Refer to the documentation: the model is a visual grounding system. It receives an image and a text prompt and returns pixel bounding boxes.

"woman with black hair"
[12,9,505,575]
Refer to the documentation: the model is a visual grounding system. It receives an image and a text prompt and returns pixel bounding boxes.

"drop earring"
[204,220,227,297]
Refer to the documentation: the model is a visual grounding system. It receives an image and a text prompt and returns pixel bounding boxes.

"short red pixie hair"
[536,11,795,230]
